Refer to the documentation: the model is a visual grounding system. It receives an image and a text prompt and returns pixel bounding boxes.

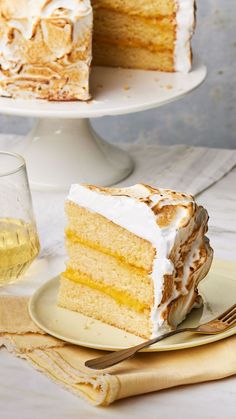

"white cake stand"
[0,58,206,190]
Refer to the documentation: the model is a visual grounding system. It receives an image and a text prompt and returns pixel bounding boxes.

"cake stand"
[0,58,206,190]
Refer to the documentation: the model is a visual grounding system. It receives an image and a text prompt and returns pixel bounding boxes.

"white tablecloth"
[0,141,236,418]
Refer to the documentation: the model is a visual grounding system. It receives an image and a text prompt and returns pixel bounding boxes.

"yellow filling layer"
[94,7,176,23]
[93,36,174,54]
[63,268,149,314]
[91,0,176,18]
[65,229,148,275]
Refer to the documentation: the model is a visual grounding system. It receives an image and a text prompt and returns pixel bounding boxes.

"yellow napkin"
[0,294,235,406]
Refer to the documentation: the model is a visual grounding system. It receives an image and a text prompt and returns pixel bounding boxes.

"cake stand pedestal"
[0,59,206,190]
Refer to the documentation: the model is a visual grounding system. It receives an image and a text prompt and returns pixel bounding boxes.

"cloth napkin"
[1,261,236,407]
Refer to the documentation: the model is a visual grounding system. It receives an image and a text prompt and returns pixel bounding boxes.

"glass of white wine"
[0,151,40,286]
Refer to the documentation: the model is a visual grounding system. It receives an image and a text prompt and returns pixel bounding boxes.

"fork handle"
[129,327,192,353]
[85,327,192,370]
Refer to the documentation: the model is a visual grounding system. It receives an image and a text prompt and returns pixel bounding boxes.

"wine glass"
[0,151,40,286]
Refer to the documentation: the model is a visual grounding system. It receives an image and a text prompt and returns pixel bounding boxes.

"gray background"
[0,0,235,149]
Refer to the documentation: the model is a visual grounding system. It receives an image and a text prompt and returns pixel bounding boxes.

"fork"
[85,303,236,370]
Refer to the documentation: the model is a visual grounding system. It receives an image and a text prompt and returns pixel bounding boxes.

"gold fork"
[85,303,236,370]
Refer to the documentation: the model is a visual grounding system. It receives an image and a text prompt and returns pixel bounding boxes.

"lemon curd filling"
[93,36,174,54]
[93,11,175,52]
[65,229,149,275]
[63,268,149,314]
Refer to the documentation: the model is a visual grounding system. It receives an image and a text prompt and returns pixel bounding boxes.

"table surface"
[0,166,236,419]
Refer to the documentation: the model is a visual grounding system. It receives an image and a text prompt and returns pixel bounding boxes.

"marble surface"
[0,157,236,417]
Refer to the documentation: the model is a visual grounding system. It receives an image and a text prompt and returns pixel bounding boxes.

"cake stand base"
[21,118,134,191]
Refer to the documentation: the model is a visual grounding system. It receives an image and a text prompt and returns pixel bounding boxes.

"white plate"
[29,260,236,352]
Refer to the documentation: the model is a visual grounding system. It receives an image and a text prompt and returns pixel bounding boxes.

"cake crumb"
[84,320,95,330]
[84,325,90,330]
[123,85,130,91]
[166,84,173,90]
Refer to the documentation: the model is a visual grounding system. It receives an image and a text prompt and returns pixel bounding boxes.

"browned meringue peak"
[0,0,92,100]
[82,183,196,229]
[0,0,92,20]
[83,183,193,201]
[41,20,73,58]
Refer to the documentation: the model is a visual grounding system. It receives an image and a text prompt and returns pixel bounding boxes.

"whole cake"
[58,183,213,339]
[0,0,195,100]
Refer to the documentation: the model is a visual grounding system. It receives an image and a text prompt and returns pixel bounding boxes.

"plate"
[29,260,236,352]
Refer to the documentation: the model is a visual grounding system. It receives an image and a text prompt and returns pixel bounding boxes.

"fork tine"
[221,307,236,322]
[218,304,236,321]
[223,311,236,325]
[227,314,236,325]
[222,308,236,322]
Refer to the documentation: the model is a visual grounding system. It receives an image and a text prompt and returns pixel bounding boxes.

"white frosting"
[175,0,195,73]
[7,18,39,40]
[67,184,198,336]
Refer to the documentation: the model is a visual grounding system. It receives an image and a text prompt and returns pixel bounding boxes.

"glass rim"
[0,150,26,177]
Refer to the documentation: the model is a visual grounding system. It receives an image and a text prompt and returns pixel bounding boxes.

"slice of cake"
[92,0,196,72]
[58,183,213,339]
[0,0,92,100]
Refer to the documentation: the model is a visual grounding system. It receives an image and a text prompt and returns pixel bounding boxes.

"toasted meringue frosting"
[68,183,213,336]
[0,0,92,100]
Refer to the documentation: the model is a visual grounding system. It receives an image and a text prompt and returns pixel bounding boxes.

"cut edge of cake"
[92,0,196,73]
